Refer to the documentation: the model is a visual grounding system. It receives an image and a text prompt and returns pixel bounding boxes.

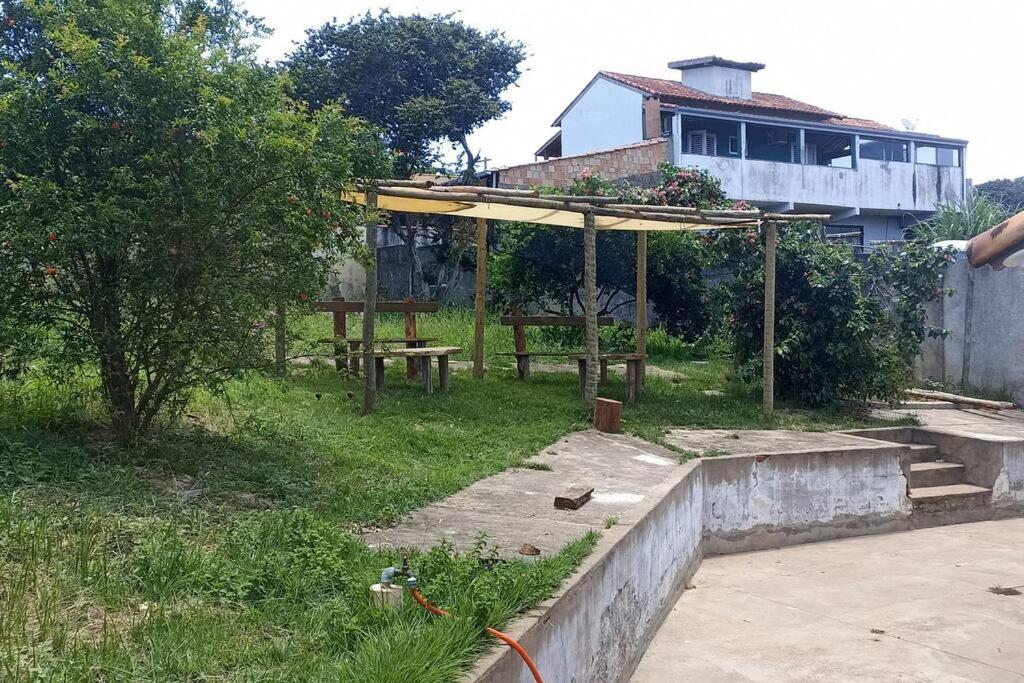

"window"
[859,137,910,163]
[745,123,800,163]
[729,136,739,155]
[804,143,818,165]
[687,130,717,156]
[916,145,960,167]
[803,130,853,168]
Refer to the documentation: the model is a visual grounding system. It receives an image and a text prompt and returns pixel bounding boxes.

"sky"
[240,0,1023,183]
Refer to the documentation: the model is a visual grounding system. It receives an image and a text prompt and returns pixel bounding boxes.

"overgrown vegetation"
[977,176,1024,213]
[910,195,1013,242]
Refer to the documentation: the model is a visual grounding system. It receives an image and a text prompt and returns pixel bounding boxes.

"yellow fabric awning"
[342,191,758,232]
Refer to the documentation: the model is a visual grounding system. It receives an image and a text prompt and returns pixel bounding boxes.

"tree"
[977,177,1024,212]
[0,0,389,442]
[285,11,525,179]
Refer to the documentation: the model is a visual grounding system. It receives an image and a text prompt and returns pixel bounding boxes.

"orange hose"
[410,588,543,683]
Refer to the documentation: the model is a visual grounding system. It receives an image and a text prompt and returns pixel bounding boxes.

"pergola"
[343,180,829,415]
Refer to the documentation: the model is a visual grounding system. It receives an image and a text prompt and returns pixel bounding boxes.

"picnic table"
[331,336,439,375]
[497,310,614,380]
[373,346,462,395]
[570,353,646,402]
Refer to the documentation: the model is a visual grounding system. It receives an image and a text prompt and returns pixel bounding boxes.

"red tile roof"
[597,71,891,130]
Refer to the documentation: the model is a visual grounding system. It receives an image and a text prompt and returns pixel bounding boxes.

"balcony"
[672,115,965,213]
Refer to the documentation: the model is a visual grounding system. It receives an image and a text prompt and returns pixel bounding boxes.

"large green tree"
[0,0,389,442]
[977,176,1024,212]
[285,11,525,178]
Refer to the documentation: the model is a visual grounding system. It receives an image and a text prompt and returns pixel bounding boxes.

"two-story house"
[489,56,967,246]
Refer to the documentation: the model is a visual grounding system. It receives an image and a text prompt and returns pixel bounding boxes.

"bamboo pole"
[583,210,599,404]
[362,190,378,415]
[636,230,648,384]
[473,216,487,379]
[762,221,777,417]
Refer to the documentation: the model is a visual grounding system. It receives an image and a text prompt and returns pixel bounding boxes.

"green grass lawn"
[0,312,907,680]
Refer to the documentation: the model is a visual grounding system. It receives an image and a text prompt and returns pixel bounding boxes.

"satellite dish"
[900,118,918,131]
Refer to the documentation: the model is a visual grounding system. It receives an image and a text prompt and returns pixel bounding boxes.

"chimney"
[668,56,764,100]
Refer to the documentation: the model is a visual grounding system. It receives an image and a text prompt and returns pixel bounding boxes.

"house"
[487,56,968,246]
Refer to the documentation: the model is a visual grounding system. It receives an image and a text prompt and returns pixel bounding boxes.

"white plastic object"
[370,582,403,609]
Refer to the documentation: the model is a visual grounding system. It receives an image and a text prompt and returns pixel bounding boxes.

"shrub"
[909,195,1012,242]
[0,1,389,442]
[723,224,950,406]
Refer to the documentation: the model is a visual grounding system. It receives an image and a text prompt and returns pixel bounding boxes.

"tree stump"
[594,397,622,433]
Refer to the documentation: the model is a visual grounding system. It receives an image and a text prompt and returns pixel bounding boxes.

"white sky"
[240,0,1022,183]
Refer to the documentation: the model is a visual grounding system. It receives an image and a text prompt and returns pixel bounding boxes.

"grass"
[0,312,909,680]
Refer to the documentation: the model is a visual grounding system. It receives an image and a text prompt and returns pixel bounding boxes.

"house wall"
[918,258,1024,407]
[496,138,669,189]
[680,65,752,99]
[561,77,644,156]
[678,153,964,212]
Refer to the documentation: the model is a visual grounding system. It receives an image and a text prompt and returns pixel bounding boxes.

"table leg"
[577,359,587,396]
[406,340,418,380]
[374,356,385,391]
[599,358,609,385]
[516,355,531,381]
[626,360,637,402]
[421,356,433,395]
[349,341,361,376]
[438,355,449,394]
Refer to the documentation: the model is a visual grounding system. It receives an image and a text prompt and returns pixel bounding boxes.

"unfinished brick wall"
[495,137,669,189]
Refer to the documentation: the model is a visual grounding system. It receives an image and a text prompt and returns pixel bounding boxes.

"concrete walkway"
[631,519,1024,682]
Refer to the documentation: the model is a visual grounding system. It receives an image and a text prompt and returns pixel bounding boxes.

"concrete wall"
[561,77,644,156]
[681,65,752,100]
[917,258,1024,406]
[677,153,964,212]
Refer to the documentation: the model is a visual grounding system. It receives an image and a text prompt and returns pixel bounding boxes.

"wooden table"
[373,346,462,395]
[569,353,646,402]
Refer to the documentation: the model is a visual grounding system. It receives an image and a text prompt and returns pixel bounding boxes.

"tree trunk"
[583,211,599,404]
[274,301,286,376]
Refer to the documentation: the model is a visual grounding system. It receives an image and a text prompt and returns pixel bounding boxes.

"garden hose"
[408,585,544,683]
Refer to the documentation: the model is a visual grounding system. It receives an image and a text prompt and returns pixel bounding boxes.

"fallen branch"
[905,388,1016,411]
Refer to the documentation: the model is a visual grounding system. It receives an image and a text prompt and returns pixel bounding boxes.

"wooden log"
[430,185,539,198]
[763,212,831,221]
[537,194,621,203]
[905,388,1016,411]
[362,191,378,415]
[762,221,777,416]
[374,356,385,391]
[626,360,638,403]
[583,210,599,404]
[607,203,699,215]
[636,230,648,383]
[371,179,435,189]
[510,307,528,354]
[594,398,622,433]
[421,356,433,395]
[332,297,347,373]
[517,354,531,381]
[967,210,1024,268]
[599,358,609,385]
[473,217,487,379]
[348,340,360,375]
[554,486,594,510]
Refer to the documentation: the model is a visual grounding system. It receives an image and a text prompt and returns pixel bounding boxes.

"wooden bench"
[373,346,462,395]
[569,353,646,402]
[313,297,439,378]
[498,310,614,381]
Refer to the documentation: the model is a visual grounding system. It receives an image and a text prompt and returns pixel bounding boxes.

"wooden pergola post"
[583,210,599,404]
[636,230,648,382]
[473,217,487,379]
[362,190,378,415]
[762,220,777,416]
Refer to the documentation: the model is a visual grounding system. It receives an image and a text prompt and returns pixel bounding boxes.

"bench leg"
[438,355,449,394]
[577,359,587,396]
[406,340,418,380]
[599,358,609,385]
[349,341,361,376]
[421,356,433,395]
[516,355,531,381]
[374,357,385,392]
[626,360,637,402]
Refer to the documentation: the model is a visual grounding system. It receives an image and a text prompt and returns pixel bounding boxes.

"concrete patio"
[631,518,1024,682]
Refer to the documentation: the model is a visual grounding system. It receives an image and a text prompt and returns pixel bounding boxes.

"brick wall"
[495,137,669,189]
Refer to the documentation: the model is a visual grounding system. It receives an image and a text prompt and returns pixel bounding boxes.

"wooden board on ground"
[554,486,594,510]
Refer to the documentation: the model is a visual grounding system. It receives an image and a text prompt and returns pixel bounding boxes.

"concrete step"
[905,444,941,463]
[909,483,991,504]
[909,461,965,488]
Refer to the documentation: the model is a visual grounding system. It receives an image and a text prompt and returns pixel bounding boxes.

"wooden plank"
[373,346,462,358]
[763,221,777,416]
[554,485,594,510]
[594,398,622,433]
[363,191,378,415]
[905,389,1015,411]
[313,300,440,313]
[473,216,487,379]
[499,315,614,327]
